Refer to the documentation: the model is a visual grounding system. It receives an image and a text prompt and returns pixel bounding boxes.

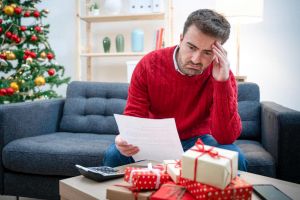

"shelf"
[80,52,147,57]
[79,13,165,23]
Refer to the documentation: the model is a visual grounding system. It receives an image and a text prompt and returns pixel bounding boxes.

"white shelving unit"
[76,0,173,81]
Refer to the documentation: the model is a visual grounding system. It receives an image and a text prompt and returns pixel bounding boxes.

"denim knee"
[218,144,248,171]
[102,143,134,167]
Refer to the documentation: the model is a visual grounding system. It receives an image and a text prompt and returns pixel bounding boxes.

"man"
[103,9,247,171]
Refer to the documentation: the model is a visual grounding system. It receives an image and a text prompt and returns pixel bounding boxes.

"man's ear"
[180,34,183,43]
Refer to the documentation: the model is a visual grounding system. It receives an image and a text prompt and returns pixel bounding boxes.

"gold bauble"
[6,52,16,60]
[40,51,47,59]
[10,4,17,8]
[10,82,19,91]
[3,5,14,16]
[34,76,46,86]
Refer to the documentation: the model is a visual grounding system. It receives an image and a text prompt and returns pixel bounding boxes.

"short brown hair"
[183,9,231,44]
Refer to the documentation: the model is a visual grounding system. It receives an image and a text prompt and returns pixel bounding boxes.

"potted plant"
[89,2,100,16]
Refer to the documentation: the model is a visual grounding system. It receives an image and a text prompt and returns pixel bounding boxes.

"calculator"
[75,164,125,182]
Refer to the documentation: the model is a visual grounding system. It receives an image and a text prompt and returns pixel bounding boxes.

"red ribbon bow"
[190,138,233,182]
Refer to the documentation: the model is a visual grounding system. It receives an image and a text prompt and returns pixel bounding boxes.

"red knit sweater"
[124,46,242,144]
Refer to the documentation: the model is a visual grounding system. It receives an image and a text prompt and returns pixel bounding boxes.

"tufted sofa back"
[237,82,261,140]
[60,81,261,140]
[59,81,128,135]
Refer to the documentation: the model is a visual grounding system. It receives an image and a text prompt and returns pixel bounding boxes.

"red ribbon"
[190,138,233,182]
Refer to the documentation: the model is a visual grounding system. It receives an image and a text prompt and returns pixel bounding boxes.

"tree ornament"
[20,26,27,31]
[40,51,47,59]
[26,57,33,63]
[30,35,38,41]
[33,10,40,18]
[34,26,42,32]
[34,76,45,86]
[6,87,14,96]
[5,31,12,38]
[24,11,30,17]
[3,5,14,16]
[6,52,16,60]
[14,6,22,15]
[0,27,2,33]
[47,52,54,60]
[0,88,7,96]
[47,68,55,76]
[0,19,2,24]
[43,9,49,14]
[10,82,19,91]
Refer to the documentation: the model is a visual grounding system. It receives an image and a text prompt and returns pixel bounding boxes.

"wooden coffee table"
[60,165,300,200]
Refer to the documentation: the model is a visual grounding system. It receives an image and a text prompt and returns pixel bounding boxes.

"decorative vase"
[131,29,144,52]
[102,37,111,53]
[115,34,125,52]
[103,0,122,15]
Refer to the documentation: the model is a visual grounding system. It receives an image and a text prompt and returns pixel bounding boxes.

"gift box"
[163,160,182,183]
[150,182,195,200]
[181,139,238,189]
[106,181,154,200]
[179,176,253,200]
[124,166,170,191]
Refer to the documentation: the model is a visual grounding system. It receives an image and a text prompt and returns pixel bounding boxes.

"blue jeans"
[103,134,248,171]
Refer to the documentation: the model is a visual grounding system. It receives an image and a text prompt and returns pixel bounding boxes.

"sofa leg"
[16,197,19,200]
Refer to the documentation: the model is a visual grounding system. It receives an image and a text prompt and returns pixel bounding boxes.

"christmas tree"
[0,0,70,104]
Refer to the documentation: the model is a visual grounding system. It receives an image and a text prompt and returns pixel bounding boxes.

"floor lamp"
[216,0,264,82]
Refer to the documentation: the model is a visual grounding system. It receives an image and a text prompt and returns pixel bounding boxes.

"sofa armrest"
[261,101,300,183]
[0,98,65,146]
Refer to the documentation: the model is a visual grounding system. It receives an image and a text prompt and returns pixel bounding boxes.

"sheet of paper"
[114,114,184,162]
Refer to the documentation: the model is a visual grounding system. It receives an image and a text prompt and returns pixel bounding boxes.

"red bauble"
[34,26,42,32]
[33,10,40,18]
[6,88,14,96]
[20,26,27,31]
[5,31,12,38]
[24,49,31,56]
[48,68,55,76]
[24,11,31,17]
[15,37,21,43]
[30,35,38,41]
[0,88,7,96]
[30,52,37,58]
[14,7,22,15]
[47,53,54,60]
[11,34,18,41]
[0,19,3,24]
[0,27,2,33]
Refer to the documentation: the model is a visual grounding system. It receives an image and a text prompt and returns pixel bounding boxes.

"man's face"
[176,25,219,76]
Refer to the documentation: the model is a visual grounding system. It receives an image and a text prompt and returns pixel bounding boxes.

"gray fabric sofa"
[1,81,299,200]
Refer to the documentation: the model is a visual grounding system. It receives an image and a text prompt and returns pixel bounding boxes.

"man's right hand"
[115,135,140,157]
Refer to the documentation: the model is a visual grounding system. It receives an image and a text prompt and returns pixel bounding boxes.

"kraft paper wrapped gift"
[181,139,238,189]
[163,160,182,183]
[179,176,253,200]
[106,181,154,200]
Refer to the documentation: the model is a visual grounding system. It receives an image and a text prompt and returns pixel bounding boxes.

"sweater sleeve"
[124,56,150,117]
[210,72,242,144]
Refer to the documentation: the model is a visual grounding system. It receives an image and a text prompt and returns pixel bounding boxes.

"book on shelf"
[155,27,164,50]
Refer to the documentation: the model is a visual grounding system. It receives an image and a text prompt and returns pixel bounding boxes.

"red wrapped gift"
[179,176,253,200]
[124,166,170,191]
[150,182,195,200]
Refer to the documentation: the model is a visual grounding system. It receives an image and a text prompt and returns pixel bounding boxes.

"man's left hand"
[212,41,230,81]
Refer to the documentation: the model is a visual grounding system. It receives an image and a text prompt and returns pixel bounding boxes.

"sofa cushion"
[60,81,128,134]
[238,83,261,139]
[235,140,276,177]
[2,132,115,176]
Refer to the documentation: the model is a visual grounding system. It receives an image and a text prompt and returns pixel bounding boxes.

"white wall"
[42,0,300,111]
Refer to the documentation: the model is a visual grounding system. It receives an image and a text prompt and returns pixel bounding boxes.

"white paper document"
[114,114,184,162]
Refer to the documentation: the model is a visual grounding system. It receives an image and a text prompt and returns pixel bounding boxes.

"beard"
[178,60,204,76]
